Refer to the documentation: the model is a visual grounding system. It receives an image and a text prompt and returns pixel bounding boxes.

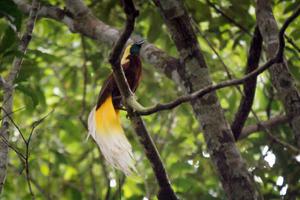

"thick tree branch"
[256,1,300,147]
[0,0,39,194]
[13,0,180,80]
[191,20,264,142]
[231,26,262,140]
[131,7,299,115]
[151,0,260,199]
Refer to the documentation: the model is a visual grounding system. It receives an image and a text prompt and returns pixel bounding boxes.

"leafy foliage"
[0,0,300,199]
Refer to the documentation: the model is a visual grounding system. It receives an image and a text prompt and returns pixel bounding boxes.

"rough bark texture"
[0,87,11,193]
[0,0,39,194]
[152,0,259,199]
[13,0,180,81]
[256,0,300,147]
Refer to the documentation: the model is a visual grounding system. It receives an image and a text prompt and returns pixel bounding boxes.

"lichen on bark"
[152,0,260,199]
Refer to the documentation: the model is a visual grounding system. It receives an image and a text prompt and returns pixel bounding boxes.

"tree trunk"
[152,0,260,199]
[256,0,300,147]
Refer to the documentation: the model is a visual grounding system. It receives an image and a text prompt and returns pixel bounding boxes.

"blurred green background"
[0,0,300,199]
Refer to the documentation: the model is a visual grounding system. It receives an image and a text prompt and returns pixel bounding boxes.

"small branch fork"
[13,0,297,139]
[125,7,300,116]
[0,0,40,195]
[0,107,53,199]
[108,0,178,199]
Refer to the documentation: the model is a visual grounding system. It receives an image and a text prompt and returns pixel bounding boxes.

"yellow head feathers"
[121,40,144,65]
[121,44,132,65]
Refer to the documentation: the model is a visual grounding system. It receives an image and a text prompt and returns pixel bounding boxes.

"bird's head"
[130,40,144,55]
[121,40,144,64]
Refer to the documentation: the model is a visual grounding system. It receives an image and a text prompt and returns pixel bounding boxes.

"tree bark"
[256,0,300,147]
[0,0,39,194]
[13,0,180,80]
[151,0,259,199]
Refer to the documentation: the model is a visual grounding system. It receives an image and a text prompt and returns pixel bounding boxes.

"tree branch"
[205,0,252,36]
[0,0,39,194]
[151,0,260,199]
[132,7,300,115]
[206,0,300,53]
[256,0,300,147]
[239,115,291,139]
[13,0,180,80]
[0,77,6,89]
[231,26,262,140]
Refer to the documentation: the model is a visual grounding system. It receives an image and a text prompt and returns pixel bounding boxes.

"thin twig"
[0,135,26,161]
[1,107,27,144]
[206,0,252,36]
[206,0,300,52]
[24,110,53,199]
[285,35,300,52]
[0,107,25,121]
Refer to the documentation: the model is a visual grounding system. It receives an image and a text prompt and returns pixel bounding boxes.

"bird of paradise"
[88,41,144,175]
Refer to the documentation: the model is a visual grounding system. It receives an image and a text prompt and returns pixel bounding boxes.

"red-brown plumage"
[96,54,142,110]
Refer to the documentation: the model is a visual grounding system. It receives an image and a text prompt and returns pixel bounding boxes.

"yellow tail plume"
[87,96,136,175]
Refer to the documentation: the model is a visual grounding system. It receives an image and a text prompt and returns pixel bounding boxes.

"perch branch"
[132,7,300,115]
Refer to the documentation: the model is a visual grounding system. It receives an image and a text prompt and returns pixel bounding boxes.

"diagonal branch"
[231,26,262,140]
[131,7,300,115]
[205,0,252,36]
[13,0,180,80]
